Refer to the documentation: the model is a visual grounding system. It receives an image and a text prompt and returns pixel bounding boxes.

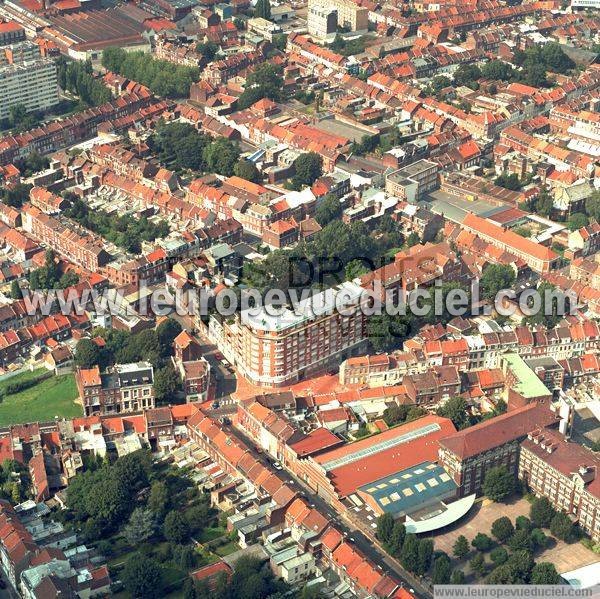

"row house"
[403,365,461,405]
[29,187,69,214]
[202,49,265,85]
[75,362,155,416]
[360,241,468,299]
[568,222,600,259]
[461,213,559,274]
[0,91,156,165]
[22,206,111,272]
[570,256,600,289]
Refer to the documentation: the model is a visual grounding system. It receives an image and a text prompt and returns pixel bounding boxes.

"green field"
[0,368,82,426]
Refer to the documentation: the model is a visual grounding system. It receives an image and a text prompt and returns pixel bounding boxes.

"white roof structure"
[240,281,366,332]
[404,494,476,534]
[561,562,600,589]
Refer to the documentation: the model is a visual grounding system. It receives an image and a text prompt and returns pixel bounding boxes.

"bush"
[2,371,53,396]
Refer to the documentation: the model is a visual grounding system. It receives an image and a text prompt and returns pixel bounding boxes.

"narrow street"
[173,315,433,597]
[228,425,433,599]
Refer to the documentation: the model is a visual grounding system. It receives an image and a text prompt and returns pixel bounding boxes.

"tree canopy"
[237,63,284,109]
[291,152,323,189]
[483,465,515,502]
[102,47,199,98]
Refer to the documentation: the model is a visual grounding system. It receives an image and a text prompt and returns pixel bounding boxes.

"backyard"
[0,368,82,426]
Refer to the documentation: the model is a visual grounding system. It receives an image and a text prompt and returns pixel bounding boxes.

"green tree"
[437,396,473,430]
[483,465,515,502]
[388,521,406,555]
[233,159,261,183]
[238,63,283,109]
[453,535,469,559]
[530,562,561,584]
[516,515,531,531]
[0,182,32,208]
[481,60,514,81]
[450,569,465,584]
[530,497,556,528]
[10,280,21,300]
[156,318,182,357]
[431,553,452,584]
[148,480,169,520]
[400,533,419,572]
[416,538,434,575]
[568,212,589,231]
[315,194,342,226]
[480,264,516,301]
[471,533,493,552]
[74,338,100,369]
[203,137,241,176]
[154,364,181,404]
[490,546,508,565]
[122,554,163,599]
[406,231,420,247]
[491,516,515,543]
[345,259,370,281]
[487,563,515,584]
[549,512,574,541]
[530,527,549,550]
[453,63,482,88]
[470,553,486,576]
[495,173,522,191]
[163,510,190,544]
[182,578,198,599]
[254,0,271,19]
[196,41,219,61]
[292,152,323,189]
[123,507,155,545]
[382,405,410,427]
[508,528,533,552]
[376,513,394,544]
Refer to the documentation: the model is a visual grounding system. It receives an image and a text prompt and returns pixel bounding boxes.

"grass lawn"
[198,526,226,543]
[214,540,239,557]
[385,246,402,258]
[0,369,82,426]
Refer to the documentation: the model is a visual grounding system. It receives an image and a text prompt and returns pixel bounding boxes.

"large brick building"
[208,282,370,386]
[519,427,600,541]
[438,403,558,497]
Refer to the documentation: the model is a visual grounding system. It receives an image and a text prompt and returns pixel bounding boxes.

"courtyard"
[431,496,599,574]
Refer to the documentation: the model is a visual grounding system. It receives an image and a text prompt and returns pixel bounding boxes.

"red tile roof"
[440,403,558,459]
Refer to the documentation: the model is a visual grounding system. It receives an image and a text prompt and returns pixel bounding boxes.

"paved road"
[227,425,432,599]
[170,314,238,400]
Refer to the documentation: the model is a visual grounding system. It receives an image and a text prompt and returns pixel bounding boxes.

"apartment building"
[0,42,59,121]
[307,0,367,32]
[307,3,337,40]
[519,428,600,541]
[0,22,25,46]
[22,205,111,272]
[76,362,155,416]
[208,282,370,386]
[385,159,439,202]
